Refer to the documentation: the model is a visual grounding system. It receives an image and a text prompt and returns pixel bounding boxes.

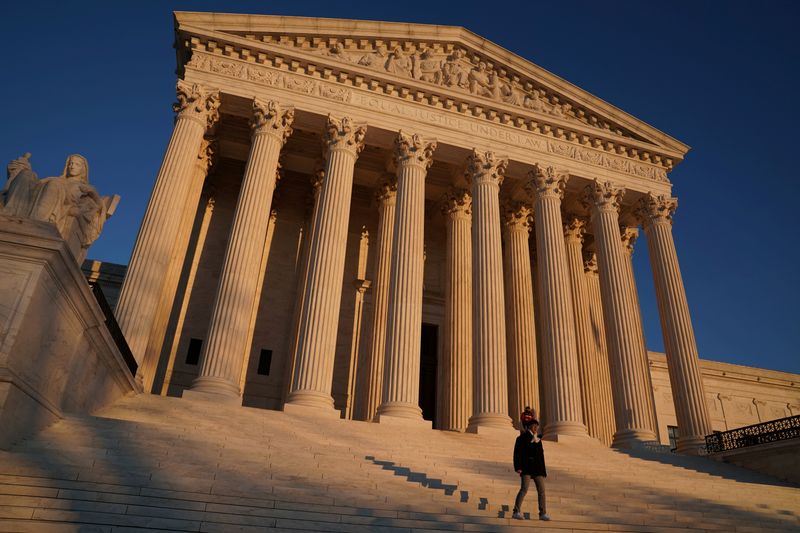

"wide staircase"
[0,394,798,532]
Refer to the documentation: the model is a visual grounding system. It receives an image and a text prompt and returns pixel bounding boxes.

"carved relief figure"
[384,47,413,77]
[441,49,469,88]
[1,153,119,251]
[468,61,494,97]
[358,44,388,68]
[413,48,442,83]
[321,42,352,62]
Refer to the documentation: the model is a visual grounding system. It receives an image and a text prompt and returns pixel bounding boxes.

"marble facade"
[114,12,760,454]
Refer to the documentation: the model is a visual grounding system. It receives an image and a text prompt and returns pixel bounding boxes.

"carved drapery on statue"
[1,152,119,261]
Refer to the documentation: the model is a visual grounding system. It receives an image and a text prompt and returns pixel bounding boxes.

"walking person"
[511,408,550,521]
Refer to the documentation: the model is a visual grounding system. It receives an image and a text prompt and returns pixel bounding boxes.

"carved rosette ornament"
[563,216,586,244]
[394,131,437,170]
[173,80,221,129]
[527,164,568,200]
[583,179,625,213]
[324,115,367,156]
[501,202,533,232]
[440,188,472,218]
[251,99,295,142]
[637,193,678,227]
[465,150,508,186]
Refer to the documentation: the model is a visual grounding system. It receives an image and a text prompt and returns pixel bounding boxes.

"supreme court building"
[111,12,766,456]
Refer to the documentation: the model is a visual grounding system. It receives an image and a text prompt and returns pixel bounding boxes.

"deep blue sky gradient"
[2,1,798,373]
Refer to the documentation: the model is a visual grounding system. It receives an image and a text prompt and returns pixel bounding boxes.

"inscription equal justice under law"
[188,52,668,183]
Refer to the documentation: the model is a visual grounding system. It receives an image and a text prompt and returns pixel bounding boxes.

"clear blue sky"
[2,1,798,374]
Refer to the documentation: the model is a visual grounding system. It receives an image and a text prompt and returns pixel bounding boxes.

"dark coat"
[513,431,547,477]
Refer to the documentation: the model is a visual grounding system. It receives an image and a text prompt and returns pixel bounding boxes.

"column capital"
[501,201,533,232]
[582,179,625,213]
[582,250,598,274]
[563,216,586,244]
[441,188,472,218]
[466,149,508,187]
[620,226,639,255]
[394,131,437,170]
[251,99,295,142]
[375,174,398,205]
[174,80,221,129]
[526,164,568,200]
[195,137,218,175]
[311,159,326,191]
[324,115,367,156]
[637,192,678,227]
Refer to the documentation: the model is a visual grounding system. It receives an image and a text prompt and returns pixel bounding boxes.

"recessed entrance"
[419,323,438,424]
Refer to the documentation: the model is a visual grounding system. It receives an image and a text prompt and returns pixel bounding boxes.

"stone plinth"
[0,217,139,449]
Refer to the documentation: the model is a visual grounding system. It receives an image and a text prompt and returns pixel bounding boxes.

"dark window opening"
[257,349,273,376]
[667,425,680,451]
[185,338,202,365]
[419,323,438,424]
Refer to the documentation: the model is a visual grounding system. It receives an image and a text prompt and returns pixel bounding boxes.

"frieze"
[188,51,667,183]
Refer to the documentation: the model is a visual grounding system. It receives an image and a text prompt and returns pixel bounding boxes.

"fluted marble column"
[141,138,216,392]
[638,193,712,454]
[583,180,656,446]
[116,81,220,369]
[439,189,473,431]
[502,202,539,430]
[563,217,607,442]
[528,165,587,439]
[288,116,367,410]
[376,132,437,421]
[358,178,397,421]
[583,251,616,446]
[187,100,293,400]
[465,150,512,432]
[620,226,659,433]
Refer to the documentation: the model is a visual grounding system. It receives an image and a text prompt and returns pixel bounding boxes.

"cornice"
[648,352,800,390]
[173,13,688,168]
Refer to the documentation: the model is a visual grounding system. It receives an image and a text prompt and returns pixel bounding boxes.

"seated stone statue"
[1,152,119,260]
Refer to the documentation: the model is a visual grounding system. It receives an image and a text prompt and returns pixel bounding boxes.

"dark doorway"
[419,323,438,424]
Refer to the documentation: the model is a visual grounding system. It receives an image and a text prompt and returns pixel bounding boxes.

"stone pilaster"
[358,177,397,421]
[287,116,367,411]
[377,131,437,421]
[583,251,616,446]
[187,99,293,400]
[115,80,220,370]
[465,150,513,432]
[528,165,587,439]
[502,202,539,430]
[638,193,712,454]
[583,180,656,447]
[439,189,473,431]
[563,217,606,443]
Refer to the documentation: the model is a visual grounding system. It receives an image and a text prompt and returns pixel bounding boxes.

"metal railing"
[88,281,138,377]
[705,415,800,453]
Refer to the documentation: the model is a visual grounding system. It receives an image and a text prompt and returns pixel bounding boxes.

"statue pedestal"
[0,216,139,449]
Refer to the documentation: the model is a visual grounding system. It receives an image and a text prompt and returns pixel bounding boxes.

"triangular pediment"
[174,12,688,174]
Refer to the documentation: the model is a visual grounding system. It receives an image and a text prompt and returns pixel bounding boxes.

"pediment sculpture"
[1,152,120,261]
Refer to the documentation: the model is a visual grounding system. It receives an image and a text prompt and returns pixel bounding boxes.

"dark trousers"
[513,474,546,515]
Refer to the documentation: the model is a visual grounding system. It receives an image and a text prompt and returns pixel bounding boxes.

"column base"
[542,421,589,441]
[182,389,242,405]
[285,389,336,410]
[612,428,659,449]
[185,376,241,401]
[375,401,423,420]
[676,435,708,456]
[466,412,514,434]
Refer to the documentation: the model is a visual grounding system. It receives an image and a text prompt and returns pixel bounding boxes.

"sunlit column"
[288,116,367,411]
[638,193,712,454]
[583,180,657,447]
[188,99,293,400]
[377,132,437,421]
[528,165,587,439]
[115,81,219,371]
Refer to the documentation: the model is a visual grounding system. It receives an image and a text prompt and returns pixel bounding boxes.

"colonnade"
[116,83,712,453]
